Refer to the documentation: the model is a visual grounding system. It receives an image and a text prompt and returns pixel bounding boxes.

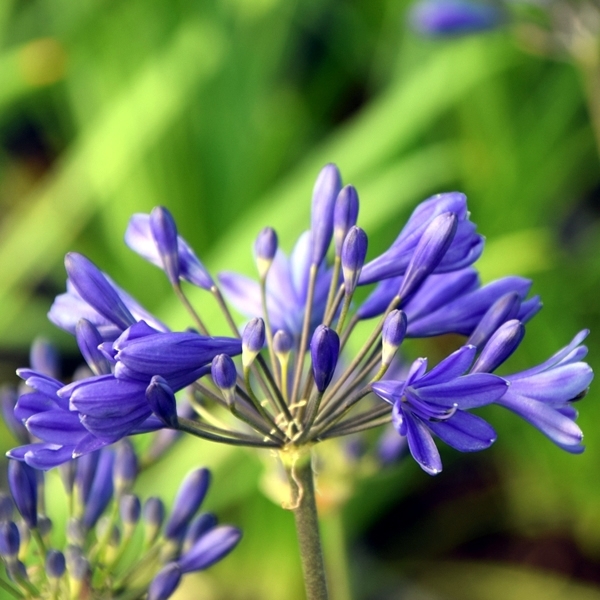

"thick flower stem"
[284,450,329,600]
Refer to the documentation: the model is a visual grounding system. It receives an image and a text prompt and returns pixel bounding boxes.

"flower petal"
[404,411,442,475]
[427,410,496,452]
[414,373,508,408]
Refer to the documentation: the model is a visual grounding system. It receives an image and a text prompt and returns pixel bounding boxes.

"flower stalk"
[283,449,329,600]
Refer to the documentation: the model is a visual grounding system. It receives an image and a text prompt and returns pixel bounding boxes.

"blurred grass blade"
[0,19,225,334]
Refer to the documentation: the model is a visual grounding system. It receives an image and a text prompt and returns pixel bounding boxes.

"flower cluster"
[6,164,592,478]
[0,441,240,600]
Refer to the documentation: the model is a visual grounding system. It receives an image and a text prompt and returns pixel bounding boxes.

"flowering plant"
[3,164,592,600]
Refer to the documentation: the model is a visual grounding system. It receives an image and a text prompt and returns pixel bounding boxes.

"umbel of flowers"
[7,164,593,600]
[0,437,240,600]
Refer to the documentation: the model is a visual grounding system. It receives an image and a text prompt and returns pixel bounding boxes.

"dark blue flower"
[358,267,541,339]
[310,326,340,393]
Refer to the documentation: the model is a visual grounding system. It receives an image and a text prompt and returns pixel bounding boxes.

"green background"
[1,1,599,598]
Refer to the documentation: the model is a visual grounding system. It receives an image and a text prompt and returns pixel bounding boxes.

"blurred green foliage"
[1,0,600,598]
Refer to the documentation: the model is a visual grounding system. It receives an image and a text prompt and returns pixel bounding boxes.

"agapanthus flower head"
[0,444,240,600]
[5,163,592,484]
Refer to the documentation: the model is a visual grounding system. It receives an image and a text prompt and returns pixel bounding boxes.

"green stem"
[322,510,353,600]
[0,577,23,599]
[283,450,329,600]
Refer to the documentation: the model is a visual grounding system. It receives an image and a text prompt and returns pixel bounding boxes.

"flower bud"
[76,319,112,376]
[0,522,20,559]
[467,292,521,349]
[165,468,211,541]
[0,494,13,522]
[46,549,66,579]
[120,494,141,527]
[273,330,293,357]
[177,525,242,573]
[148,563,182,600]
[310,164,342,266]
[143,497,165,545]
[254,227,278,280]
[398,212,457,299]
[381,310,407,367]
[8,460,38,529]
[471,319,525,374]
[114,440,138,497]
[341,227,368,295]
[410,0,503,36]
[29,338,59,378]
[65,252,135,331]
[182,513,218,555]
[242,318,265,368]
[211,355,237,406]
[82,450,115,530]
[150,206,180,286]
[334,185,359,256]
[310,326,340,393]
[146,376,179,428]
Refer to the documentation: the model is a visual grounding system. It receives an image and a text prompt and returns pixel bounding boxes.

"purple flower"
[7,461,38,528]
[310,164,342,266]
[310,326,340,393]
[150,206,181,286]
[477,329,593,453]
[219,231,334,338]
[49,258,167,341]
[334,185,359,257]
[358,267,541,339]
[165,468,211,541]
[359,192,484,285]
[113,330,241,386]
[410,0,504,36]
[125,212,214,290]
[372,345,508,474]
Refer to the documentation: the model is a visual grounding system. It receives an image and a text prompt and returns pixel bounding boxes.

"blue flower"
[49,252,167,341]
[1,442,240,600]
[409,0,504,36]
[372,345,508,474]
[219,231,334,338]
[125,209,214,290]
[475,326,593,453]
[358,267,541,338]
[359,192,484,285]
